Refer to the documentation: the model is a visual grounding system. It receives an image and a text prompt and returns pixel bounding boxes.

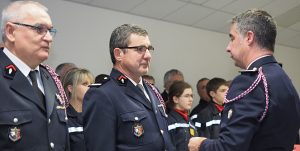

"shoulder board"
[90,74,110,88]
[239,67,258,73]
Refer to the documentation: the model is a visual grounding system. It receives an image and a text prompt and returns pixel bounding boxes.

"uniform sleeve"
[83,87,117,151]
[200,75,266,151]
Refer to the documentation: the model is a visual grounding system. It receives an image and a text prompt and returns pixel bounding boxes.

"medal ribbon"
[41,64,69,107]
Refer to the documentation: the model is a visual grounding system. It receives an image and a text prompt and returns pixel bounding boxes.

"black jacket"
[190,101,221,139]
[167,110,197,151]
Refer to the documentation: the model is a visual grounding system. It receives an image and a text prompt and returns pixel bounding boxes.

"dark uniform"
[0,49,69,150]
[190,101,221,139]
[167,110,197,151]
[200,56,300,151]
[190,99,209,116]
[67,105,86,151]
[83,68,175,151]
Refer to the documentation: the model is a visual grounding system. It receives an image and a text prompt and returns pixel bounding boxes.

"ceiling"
[64,0,300,49]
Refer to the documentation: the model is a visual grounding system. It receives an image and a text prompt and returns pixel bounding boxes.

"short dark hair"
[109,24,148,64]
[206,77,227,99]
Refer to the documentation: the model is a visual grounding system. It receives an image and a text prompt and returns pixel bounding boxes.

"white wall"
[1,0,300,108]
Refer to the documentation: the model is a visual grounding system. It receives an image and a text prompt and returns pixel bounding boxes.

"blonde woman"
[62,68,94,151]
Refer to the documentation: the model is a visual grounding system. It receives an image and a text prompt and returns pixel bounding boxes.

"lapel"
[0,50,46,112]
[40,67,57,118]
[110,68,152,110]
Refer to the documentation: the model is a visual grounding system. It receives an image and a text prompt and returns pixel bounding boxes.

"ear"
[173,96,179,104]
[67,85,73,94]
[114,48,124,62]
[245,31,255,45]
[209,91,216,98]
[5,22,16,42]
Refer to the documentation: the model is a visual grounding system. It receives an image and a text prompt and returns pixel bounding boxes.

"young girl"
[61,68,94,151]
[167,81,197,151]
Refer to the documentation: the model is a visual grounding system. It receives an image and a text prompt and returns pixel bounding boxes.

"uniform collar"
[110,68,144,87]
[3,48,40,77]
[247,55,277,70]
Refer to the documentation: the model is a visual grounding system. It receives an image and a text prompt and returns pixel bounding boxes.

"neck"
[244,48,273,69]
[69,99,82,113]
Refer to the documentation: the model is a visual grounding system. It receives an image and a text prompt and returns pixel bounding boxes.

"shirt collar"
[126,76,144,87]
[3,48,40,77]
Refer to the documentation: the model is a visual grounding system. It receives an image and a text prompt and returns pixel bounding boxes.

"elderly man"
[0,1,69,150]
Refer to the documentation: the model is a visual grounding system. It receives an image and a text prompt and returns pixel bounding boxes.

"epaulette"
[239,67,258,73]
[90,74,110,88]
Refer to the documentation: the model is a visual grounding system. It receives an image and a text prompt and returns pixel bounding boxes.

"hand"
[188,137,207,151]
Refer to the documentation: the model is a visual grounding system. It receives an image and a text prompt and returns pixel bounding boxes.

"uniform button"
[134,117,139,121]
[13,118,18,123]
[48,119,51,124]
[50,142,54,149]
[65,116,68,121]
[160,130,164,134]
[155,110,158,114]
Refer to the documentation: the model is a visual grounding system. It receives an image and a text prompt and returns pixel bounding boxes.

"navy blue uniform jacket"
[83,68,175,151]
[0,49,69,150]
[200,56,300,151]
[167,110,197,151]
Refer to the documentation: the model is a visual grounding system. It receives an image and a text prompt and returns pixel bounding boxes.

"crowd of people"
[1,1,300,151]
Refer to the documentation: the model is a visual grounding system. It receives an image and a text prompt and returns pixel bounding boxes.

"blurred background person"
[167,81,197,151]
[190,78,210,116]
[142,74,155,85]
[161,69,184,102]
[62,68,94,151]
[191,78,228,139]
[55,62,76,79]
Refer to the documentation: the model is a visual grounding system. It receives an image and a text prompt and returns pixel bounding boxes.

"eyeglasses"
[119,45,154,53]
[12,22,57,37]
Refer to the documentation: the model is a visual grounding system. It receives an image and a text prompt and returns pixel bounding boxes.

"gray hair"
[109,24,148,64]
[231,9,277,52]
[163,69,184,88]
[1,1,48,42]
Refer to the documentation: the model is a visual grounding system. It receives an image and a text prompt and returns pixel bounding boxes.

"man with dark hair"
[83,24,175,151]
[189,9,300,151]
[190,78,210,116]
[191,78,228,139]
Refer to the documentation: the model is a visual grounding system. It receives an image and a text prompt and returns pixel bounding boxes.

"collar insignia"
[117,75,127,86]
[4,64,17,79]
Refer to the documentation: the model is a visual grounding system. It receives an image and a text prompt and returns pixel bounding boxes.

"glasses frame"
[119,45,154,53]
[12,22,57,37]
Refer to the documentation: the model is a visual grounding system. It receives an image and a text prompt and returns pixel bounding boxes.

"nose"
[43,30,53,42]
[144,49,152,59]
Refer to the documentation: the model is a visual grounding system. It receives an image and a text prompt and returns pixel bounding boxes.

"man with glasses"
[0,1,69,150]
[83,24,175,151]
